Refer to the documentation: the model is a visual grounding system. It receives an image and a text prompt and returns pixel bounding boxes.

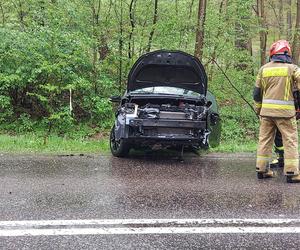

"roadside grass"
[0,134,109,154]
[0,133,258,154]
[210,140,257,153]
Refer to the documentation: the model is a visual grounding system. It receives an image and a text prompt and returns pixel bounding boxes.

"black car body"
[110,50,221,157]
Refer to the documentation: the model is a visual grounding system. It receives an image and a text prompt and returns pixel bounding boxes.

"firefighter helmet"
[269,40,292,57]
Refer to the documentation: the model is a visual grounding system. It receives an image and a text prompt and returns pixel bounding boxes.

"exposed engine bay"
[114,96,215,148]
[120,97,211,121]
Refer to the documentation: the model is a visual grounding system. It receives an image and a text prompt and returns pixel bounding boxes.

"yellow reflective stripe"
[257,155,271,160]
[275,146,284,150]
[285,159,299,163]
[284,77,291,101]
[261,103,294,110]
[261,79,267,96]
[254,102,262,108]
[285,159,299,166]
[288,79,291,100]
[262,67,289,77]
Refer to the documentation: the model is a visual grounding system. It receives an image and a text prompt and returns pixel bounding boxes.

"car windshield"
[130,87,201,97]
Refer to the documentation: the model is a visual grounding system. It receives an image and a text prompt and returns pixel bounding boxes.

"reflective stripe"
[262,100,294,110]
[285,159,299,167]
[256,155,271,167]
[263,99,294,105]
[257,155,271,158]
[257,155,271,161]
[284,77,291,101]
[261,103,295,110]
[275,146,284,151]
[261,79,267,96]
[285,159,299,163]
[254,102,262,108]
[262,67,288,78]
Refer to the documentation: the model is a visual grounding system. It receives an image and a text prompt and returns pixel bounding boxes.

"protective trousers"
[256,116,299,176]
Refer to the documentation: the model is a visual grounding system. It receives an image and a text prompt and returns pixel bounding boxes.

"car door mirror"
[110,96,121,103]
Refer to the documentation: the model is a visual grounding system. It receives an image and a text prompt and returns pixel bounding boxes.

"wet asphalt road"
[0,152,300,249]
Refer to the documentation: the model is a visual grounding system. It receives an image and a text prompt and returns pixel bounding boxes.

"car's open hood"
[127,50,207,95]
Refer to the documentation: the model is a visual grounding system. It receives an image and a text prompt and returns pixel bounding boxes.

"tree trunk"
[287,0,292,40]
[184,0,195,50]
[293,0,300,65]
[257,0,267,66]
[98,35,109,61]
[92,0,101,94]
[118,0,124,93]
[0,2,5,26]
[208,0,227,81]
[128,0,136,59]
[235,1,252,56]
[16,0,26,31]
[194,0,207,60]
[146,0,158,52]
[278,0,283,38]
[188,0,195,20]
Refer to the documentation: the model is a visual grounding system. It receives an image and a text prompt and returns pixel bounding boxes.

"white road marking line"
[1,218,300,227]
[1,227,300,236]
[1,219,300,236]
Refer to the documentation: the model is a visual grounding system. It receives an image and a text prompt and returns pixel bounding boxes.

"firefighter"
[253,40,300,183]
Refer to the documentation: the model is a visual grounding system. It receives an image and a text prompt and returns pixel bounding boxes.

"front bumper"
[128,118,206,129]
[126,118,208,146]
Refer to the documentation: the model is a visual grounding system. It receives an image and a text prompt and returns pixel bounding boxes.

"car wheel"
[110,126,130,157]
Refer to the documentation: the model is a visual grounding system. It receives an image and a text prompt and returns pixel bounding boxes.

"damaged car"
[110,50,221,157]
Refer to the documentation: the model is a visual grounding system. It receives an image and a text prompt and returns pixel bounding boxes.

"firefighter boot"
[270,157,284,168]
[286,174,300,183]
[257,169,276,179]
[270,146,284,168]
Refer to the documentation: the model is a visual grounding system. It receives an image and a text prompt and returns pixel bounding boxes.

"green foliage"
[16,114,36,133]
[48,110,75,135]
[220,106,258,143]
[89,97,113,128]
[0,0,285,147]
[0,95,13,122]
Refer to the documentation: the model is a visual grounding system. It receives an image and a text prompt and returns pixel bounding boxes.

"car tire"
[110,126,130,157]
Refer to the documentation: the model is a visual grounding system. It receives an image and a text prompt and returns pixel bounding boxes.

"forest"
[0,0,300,148]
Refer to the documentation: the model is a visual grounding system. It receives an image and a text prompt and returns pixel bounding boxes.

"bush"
[90,97,114,129]
[0,95,13,123]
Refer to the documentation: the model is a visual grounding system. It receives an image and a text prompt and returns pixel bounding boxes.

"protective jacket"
[253,61,300,117]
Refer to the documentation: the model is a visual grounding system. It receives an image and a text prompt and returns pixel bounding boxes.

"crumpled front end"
[114,96,214,148]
